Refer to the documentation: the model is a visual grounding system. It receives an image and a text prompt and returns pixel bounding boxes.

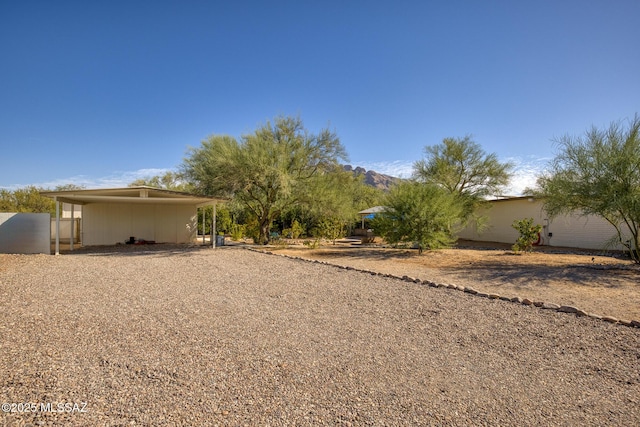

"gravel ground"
[1,245,639,426]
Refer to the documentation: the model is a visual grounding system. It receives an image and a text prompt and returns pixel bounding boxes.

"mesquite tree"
[531,115,640,263]
[182,116,347,245]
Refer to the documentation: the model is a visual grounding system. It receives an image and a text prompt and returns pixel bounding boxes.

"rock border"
[248,248,640,329]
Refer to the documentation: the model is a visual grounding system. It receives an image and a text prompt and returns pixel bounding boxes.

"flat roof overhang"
[40,186,226,207]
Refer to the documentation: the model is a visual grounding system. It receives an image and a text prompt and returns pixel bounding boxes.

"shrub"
[512,218,542,253]
[283,219,305,239]
[303,239,320,249]
[229,223,245,241]
[371,182,464,254]
[316,218,345,245]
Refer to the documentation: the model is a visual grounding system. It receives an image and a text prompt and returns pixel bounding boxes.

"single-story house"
[458,196,630,251]
[41,186,225,254]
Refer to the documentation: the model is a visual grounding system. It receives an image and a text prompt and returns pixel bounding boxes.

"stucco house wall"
[458,198,628,251]
[82,203,197,246]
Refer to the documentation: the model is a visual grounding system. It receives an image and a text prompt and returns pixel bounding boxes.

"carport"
[41,187,226,255]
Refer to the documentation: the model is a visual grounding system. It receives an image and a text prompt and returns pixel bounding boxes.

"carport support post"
[70,204,74,251]
[54,197,60,255]
[202,208,205,245]
[80,205,83,247]
[212,202,217,248]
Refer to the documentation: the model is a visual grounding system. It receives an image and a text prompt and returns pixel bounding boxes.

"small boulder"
[542,302,561,310]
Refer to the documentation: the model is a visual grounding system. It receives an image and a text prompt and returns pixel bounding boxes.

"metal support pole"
[55,197,60,255]
[70,204,74,251]
[202,208,205,245]
[80,205,83,247]
[212,203,217,248]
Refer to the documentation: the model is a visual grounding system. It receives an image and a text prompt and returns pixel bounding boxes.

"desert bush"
[303,239,320,249]
[229,223,246,241]
[512,218,542,253]
[283,219,305,239]
[316,218,345,245]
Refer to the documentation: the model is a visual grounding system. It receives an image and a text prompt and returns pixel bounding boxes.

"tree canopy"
[128,171,190,192]
[0,185,84,214]
[413,135,513,219]
[531,114,640,262]
[182,116,348,244]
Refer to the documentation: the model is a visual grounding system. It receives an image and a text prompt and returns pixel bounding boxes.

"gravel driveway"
[1,246,639,426]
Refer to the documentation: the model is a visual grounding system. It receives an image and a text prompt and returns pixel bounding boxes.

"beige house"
[41,187,225,254]
[458,196,628,251]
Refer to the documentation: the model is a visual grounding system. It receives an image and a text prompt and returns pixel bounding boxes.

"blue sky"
[1,0,639,195]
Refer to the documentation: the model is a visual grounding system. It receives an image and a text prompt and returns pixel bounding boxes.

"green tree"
[0,189,15,212]
[279,167,385,240]
[182,116,348,244]
[413,135,513,220]
[0,186,55,214]
[372,181,464,253]
[129,171,190,191]
[530,115,640,263]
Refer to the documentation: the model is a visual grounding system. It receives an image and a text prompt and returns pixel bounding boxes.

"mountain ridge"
[343,165,401,191]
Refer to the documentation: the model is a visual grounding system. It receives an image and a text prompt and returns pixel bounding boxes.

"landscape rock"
[558,306,579,313]
[542,303,561,310]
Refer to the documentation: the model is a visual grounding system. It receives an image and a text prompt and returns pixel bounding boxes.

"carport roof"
[41,186,226,207]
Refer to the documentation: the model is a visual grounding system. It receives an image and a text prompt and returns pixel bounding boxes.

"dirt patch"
[275,240,640,322]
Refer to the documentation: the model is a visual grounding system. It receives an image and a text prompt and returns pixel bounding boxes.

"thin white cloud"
[502,155,551,196]
[353,160,414,179]
[1,168,175,191]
